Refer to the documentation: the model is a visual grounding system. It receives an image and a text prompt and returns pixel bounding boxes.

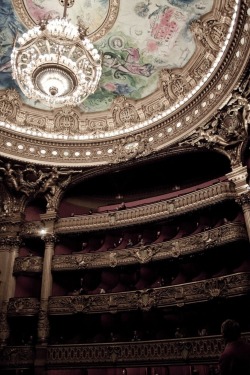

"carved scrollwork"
[141,98,166,120]
[54,107,79,136]
[0,89,20,121]
[49,295,93,314]
[112,96,140,128]
[204,278,228,299]
[129,244,159,263]
[190,17,229,55]
[193,59,212,82]
[137,289,156,311]
[110,134,153,163]
[161,69,191,104]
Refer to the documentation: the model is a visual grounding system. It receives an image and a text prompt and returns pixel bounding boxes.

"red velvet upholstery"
[14,275,41,298]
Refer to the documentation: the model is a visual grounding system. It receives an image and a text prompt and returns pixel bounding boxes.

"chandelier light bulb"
[11,16,102,107]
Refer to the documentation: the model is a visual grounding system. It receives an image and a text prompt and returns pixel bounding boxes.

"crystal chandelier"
[11,1,102,107]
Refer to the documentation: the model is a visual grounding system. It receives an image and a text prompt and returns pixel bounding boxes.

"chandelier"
[11,1,102,107]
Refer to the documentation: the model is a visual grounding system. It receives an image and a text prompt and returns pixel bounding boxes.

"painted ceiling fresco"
[0,0,247,168]
[1,0,213,112]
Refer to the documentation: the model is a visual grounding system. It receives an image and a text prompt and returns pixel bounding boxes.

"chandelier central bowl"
[11,18,102,107]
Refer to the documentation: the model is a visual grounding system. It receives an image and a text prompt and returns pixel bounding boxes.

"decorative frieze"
[47,272,250,315]
[52,223,247,271]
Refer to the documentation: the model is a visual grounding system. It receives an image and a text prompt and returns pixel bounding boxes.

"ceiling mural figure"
[0,1,25,92]
[81,0,214,113]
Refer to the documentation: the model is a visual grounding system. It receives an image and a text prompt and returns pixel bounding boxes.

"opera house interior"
[0,0,250,374]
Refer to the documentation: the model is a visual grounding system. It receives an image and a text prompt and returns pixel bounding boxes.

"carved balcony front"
[47,272,250,315]
[52,222,247,271]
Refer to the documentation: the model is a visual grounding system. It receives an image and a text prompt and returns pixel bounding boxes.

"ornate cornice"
[52,223,247,271]
[47,272,250,315]
[55,181,236,234]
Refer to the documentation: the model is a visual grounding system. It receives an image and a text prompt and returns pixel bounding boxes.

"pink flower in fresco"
[103,83,116,92]
[147,40,158,53]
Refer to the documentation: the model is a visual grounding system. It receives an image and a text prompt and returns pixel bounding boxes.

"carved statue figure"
[36,167,80,197]
[0,163,19,191]
[0,163,81,200]
[227,91,250,133]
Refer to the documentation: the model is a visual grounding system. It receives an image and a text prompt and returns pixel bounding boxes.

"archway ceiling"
[0,0,249,166]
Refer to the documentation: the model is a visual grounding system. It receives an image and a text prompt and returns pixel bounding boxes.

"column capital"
[42,234,57,244]
[0,236,21,249]
[226,165,249,195]
[235,192,250,207]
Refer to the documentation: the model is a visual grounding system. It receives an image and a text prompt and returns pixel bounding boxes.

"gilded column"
[37,233,57,344]
[0,236,21,345]
[227,165,250,240]
[235,193,250,240]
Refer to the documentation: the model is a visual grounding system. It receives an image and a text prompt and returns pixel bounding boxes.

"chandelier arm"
[63,0,68,19]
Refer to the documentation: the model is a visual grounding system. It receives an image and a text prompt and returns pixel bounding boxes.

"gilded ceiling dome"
[0,0,249,165]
